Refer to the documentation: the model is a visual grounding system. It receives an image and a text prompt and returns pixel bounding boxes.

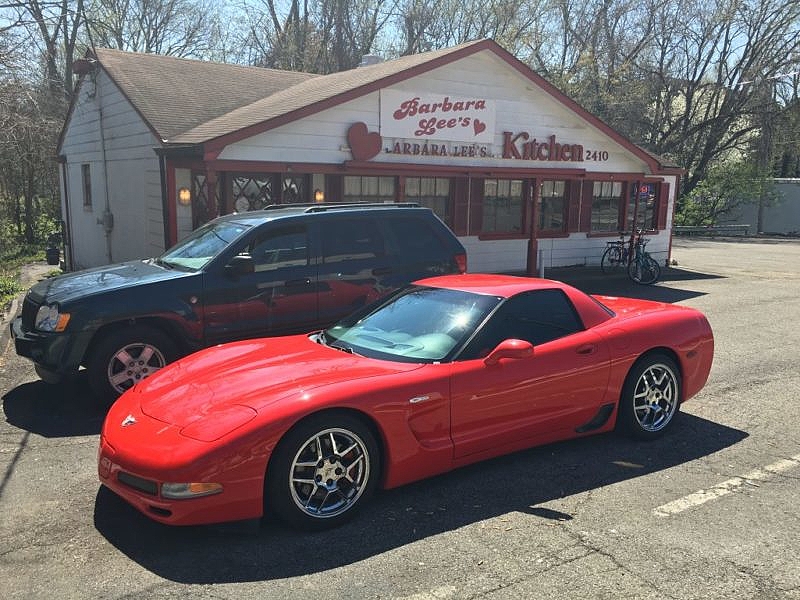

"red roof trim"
[203,40,495,153]
[344,160,589,178]
[202,39,675,175]
[484,43,667,174]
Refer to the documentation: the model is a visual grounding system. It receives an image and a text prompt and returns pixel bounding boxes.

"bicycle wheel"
[601,245,623,273]
[645,256,661,283]
[628,255,660,284]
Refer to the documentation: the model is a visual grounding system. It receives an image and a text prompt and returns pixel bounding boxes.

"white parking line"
[653,454,800,517]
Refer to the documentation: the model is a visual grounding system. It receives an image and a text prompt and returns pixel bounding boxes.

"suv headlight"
[35,304,71,332]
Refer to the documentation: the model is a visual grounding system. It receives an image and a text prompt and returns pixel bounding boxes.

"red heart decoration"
[473,119,486,135]
[347,122,382,161]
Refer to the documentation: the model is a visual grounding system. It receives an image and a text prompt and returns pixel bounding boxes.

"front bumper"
[10,316,82,376]
[98,432,265,526]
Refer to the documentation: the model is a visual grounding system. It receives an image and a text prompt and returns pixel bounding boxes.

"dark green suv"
[12,204,467,403]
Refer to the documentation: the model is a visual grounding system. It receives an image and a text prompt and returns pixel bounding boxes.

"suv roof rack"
[264,202,421,213]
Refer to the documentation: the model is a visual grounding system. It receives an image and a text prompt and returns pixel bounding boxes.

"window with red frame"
[404,177,451,226]
[482,179,524,234]
[539,180,567,232]
[590,181,623,232]
[343,176,395,203]
[626,182,659,231]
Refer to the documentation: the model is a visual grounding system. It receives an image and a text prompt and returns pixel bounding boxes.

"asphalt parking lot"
[2,237,799,599]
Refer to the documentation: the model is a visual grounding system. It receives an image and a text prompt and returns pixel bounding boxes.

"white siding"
[219,52,650,176]
[60,70,164,269]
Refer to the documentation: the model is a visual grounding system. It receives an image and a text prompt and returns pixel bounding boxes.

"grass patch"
[0,248,45,312]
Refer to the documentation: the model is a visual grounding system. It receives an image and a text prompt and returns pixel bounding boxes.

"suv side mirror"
[484,339,533,366]
[226,254,255,276]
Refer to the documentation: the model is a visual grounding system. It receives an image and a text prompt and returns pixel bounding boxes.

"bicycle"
[627,232,661,284]
[600,232,629,273]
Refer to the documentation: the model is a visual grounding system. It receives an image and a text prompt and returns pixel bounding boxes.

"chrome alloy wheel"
[632,362,679,432]
[107,342,167,394]
[288,428,370,519]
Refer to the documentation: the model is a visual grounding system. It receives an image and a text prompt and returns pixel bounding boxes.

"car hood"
[27,259,191,304]
[133,335,422,429]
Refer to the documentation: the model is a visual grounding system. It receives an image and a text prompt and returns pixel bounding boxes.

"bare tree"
[85,0,220,58]
[238,0,395,73]
[6,0,85,99]
[0,78,60,245]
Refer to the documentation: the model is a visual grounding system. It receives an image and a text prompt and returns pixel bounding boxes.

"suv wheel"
[87,325,177,405]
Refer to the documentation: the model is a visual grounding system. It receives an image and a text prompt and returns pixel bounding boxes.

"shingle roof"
[93,48,318,142]
[84,41,680,174]
[91,41,487,145]
[169,40,486,145]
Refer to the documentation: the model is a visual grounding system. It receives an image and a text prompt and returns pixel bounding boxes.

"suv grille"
[21,296,39,330]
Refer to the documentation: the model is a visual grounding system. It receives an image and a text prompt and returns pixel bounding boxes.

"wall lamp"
[314,188,325,202]
[178,187,191,205]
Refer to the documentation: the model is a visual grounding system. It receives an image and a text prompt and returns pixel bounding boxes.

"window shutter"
[452,178,469,236]
[567,180,581,233]
[579,181,593,232]
[656,183,669,230]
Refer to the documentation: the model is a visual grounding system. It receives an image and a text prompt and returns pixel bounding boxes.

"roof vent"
[359,54,383,67]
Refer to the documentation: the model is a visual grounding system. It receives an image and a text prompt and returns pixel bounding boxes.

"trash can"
[46,232,61,265]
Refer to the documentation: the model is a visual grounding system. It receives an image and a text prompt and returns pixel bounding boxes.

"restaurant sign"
[380,89,495,144]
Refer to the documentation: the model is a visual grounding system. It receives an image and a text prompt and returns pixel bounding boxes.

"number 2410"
[585,150,609,161]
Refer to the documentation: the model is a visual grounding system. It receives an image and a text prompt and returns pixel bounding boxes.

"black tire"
[617,353,681,439]
[601,245,623,273]
[628,255,660,284]
[266,412,380,530]
[87,325,178,405]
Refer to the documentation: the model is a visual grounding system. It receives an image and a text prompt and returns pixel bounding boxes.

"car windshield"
[324,286,503,363]
[158,221,252,271]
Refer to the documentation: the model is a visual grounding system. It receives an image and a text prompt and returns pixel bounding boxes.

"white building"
[58,39,682,272]
[726,179,800,235]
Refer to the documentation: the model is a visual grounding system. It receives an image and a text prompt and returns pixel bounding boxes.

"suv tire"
[87,325,178,405]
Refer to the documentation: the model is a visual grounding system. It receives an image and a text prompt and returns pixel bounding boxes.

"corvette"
[99,274,714,529]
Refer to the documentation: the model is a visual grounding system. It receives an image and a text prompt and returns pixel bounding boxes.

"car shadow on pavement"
[559,267,725,303]
[93,413,746,584]
[2,373,105,437]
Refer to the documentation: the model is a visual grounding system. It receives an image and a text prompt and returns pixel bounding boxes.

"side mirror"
[484,338,533,366]
[226,254,254,276]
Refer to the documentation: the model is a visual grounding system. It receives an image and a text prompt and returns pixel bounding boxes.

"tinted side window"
[382,216,446,260]
[460,289,584,359]
[248,225,309,271]
[322,218,385,263]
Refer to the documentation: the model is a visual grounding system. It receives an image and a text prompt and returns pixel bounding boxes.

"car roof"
[414,274,572,298]
[212,203,430,226]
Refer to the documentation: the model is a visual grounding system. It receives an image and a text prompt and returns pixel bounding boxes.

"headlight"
[34,304,71,332]
[161,482,223,499]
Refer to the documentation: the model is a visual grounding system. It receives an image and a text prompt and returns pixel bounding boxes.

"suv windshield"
[158,221,252,271]
[324,286,502,363]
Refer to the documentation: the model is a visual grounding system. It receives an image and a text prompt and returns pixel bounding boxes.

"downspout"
[158,152,170,250]
[58,156,74,271]
[95,76,114,263]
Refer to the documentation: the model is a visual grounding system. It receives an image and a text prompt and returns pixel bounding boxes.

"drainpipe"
[95,76,114,263]
[58,156,74,271]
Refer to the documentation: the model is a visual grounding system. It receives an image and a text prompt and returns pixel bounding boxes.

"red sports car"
[98,274,714,529]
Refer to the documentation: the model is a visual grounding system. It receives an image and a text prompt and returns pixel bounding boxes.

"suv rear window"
[382,216,449,261]
[321,218,386,263]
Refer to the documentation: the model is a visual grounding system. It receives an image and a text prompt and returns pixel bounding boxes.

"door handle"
[576,344,595,355]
